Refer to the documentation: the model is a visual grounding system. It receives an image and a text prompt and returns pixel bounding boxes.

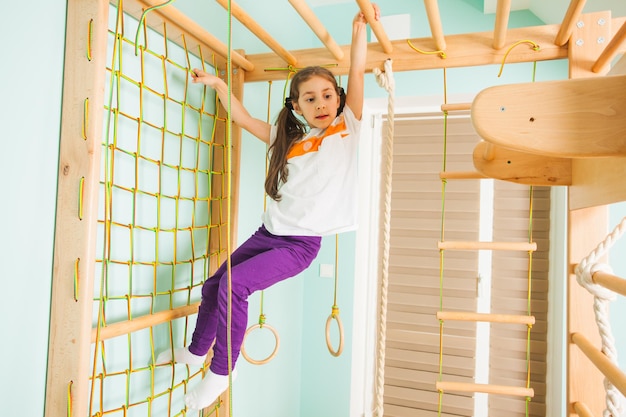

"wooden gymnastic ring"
[240,323,280,365]
[325,313,344,357]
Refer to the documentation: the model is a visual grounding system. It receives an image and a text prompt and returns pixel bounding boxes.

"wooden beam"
[493,0,511,50]
[244,22,572,82]
[555,0,588,46]
[355,0,393,54]
[424,0,446,51]
[111,0,254,71]
[45,1,109,416]
[215,0,297,66]
[288,0,344,61]
[593,20,626,73]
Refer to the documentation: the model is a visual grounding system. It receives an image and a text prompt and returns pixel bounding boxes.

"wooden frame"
[46,1,626,417]
[45,1,109,416]
[45,1,243,416]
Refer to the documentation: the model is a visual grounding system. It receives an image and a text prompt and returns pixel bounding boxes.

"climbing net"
[88,3,230,416]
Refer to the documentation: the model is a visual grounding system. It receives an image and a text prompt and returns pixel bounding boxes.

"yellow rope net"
[87,2,231,415]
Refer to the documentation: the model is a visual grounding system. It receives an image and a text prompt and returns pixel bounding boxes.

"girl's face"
[292,76,340,130]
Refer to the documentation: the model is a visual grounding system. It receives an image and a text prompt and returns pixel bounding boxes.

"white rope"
[575,216,626,417]
[372,58,395,417]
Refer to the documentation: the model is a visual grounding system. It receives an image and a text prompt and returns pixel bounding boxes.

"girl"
[158,4,380,410]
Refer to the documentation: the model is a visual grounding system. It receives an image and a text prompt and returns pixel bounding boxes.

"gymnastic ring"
[325,308,344,357]
[240,323,280,365]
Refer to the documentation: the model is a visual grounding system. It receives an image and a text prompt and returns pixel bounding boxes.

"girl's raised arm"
[345,3,380,121]
[192,68,272,144]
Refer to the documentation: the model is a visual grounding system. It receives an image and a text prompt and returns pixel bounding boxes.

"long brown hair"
[265,66,345,201]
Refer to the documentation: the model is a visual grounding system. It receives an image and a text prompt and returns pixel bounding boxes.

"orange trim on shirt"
[287,117,348,159]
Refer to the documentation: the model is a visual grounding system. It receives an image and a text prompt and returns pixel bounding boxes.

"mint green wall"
[0,1,66,416]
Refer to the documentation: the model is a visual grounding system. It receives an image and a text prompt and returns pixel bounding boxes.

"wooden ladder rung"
[436,381,534,398]
[91,303,200,342]
[437,311,535,325]
[441,102,471,112]
[571,332,626,397]
[438,241,537,252]
[593,270,626,298]
[439,171,487,180]
[573,402,596,417]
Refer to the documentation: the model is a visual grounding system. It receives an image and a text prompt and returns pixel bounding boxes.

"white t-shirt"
[262,106,361,236]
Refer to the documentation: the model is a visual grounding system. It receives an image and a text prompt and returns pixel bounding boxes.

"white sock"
[185,369,238,410]
[155,346,206,366]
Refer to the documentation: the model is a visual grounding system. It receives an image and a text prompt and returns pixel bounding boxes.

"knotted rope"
[575,216,626,417]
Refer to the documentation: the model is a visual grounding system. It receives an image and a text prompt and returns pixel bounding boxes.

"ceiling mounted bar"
[288,0,344,61]
[592,20,626,73]
[555,0,588,46]
[423,0,446,51]
[215,0,298,66]
[493,0,511,50]
[355,0,393,54]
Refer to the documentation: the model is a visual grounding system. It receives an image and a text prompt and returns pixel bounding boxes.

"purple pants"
[188,225,321,375]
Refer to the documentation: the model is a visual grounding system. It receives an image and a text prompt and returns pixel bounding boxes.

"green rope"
[226,1,235,415]
[134,0,177,56]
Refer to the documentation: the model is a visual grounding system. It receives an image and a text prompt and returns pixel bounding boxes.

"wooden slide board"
[471,74,626,158]
[473,140,572,186]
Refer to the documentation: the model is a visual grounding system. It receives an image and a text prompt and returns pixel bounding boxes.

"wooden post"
[424,0,446,51]
[44,1,109,416]
[209,62,244,276]
[555,0,588,46]
[567,14,612,417]
[355,0,393,54]
[493,0,511,50]
[288,0,344,61]
[215,0,298,66]
[567,12,612,415]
